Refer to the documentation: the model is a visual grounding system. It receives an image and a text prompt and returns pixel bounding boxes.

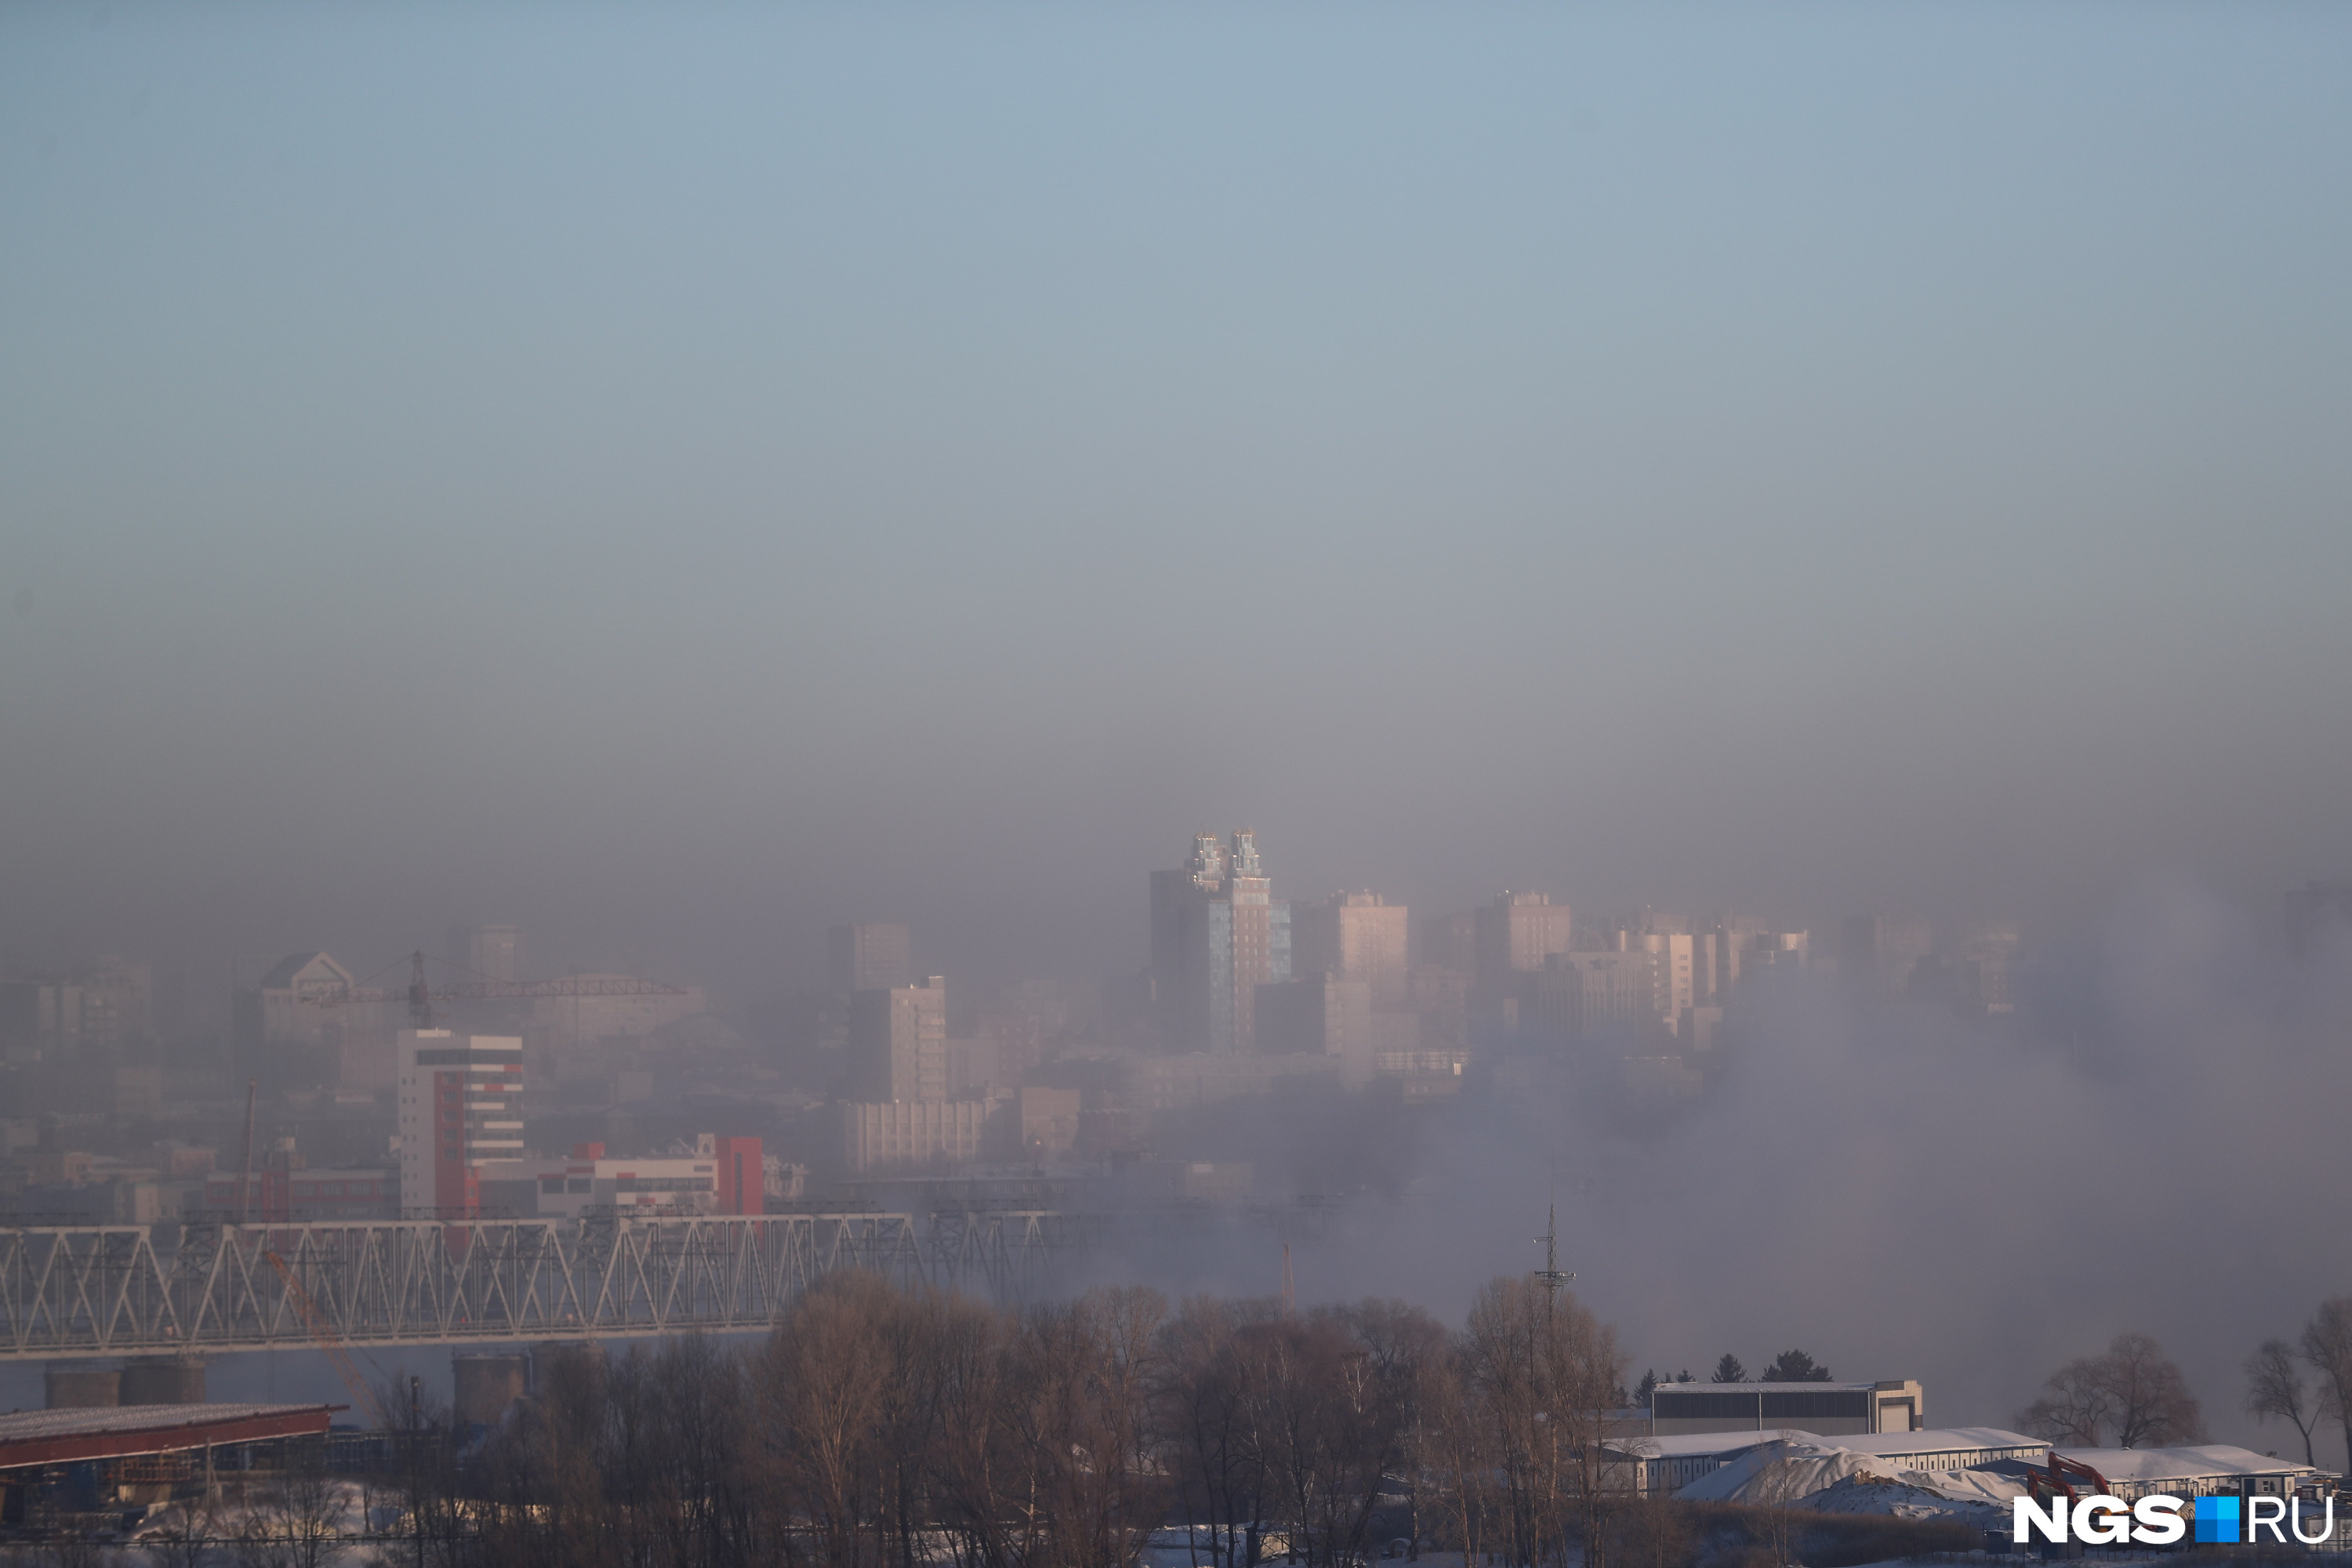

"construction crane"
[299,949,690,1021]
[236,1079,260,1225]
[260,1247,394,1429]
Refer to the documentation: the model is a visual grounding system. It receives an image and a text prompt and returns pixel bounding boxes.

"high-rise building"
[1292,891,1410,1009]
[1620,931,1696,1019]
[396,1029,524,1218]
[1748,930,1810,974]
[1474,892,1574,981]
[851,975,947,1101]
[1257,972,1376,1080]
[447,924,521,983]
[1842,915,1930,989]
[1532,951,1668,1040]
[829,922,913,993]
[1149,829,1291,1054]
[0,958,151,1058]
[1690,917,1809,1002]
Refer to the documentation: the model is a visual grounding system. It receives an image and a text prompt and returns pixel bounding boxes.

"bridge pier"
[120,1355,205,1404]
[45,1363,121,1409]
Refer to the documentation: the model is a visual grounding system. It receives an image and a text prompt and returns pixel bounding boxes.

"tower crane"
[299,949,689,1022]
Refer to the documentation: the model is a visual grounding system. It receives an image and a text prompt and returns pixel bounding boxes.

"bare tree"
[1004,1285,1171,1568]
[1335,1298,1447,1559]
[2247,1338,2332,1466]
[2301,1296,2352,1475]
[1457,1276,1629,1566]
[146,1485,224,1568]
[231,1443,346,1568]
[1156,1294,1278,1566]
[2019,1356,2111,1446]
[1412,1334,1493,1568]
[2019,1332,2204,1447]
[751,1270,898,1567]
[1609,1494,1693,1568]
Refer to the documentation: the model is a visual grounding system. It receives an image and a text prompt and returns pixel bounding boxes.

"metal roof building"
[0,1403,339,1472]
[1650,1379,1925,1436]
[2050,1445,2331,1501]
[1610,1425,2046,1495]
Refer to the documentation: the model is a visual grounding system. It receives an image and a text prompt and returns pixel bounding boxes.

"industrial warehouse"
[0,1401,345,1534]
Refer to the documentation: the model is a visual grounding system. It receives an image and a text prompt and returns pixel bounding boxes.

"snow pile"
[1802,1466,2023,1526]
[1802,1475,1974,1523]
[1676,1438,2025,1522]
[1677,1441,1890,1506]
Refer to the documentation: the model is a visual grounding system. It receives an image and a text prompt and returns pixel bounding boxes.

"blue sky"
[3,2,2349,985]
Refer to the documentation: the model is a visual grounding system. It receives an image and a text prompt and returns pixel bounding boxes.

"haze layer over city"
[5,0,2352,1541]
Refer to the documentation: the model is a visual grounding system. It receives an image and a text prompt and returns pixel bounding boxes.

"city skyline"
[2,2,2350,1530]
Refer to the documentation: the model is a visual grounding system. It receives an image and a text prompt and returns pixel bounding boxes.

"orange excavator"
[2026,1450,2113,1509]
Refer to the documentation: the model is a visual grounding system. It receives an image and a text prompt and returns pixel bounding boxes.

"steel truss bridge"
[0,1212,1092,1362]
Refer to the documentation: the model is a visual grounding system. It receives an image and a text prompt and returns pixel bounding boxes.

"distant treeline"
[378,1271,1663,1568]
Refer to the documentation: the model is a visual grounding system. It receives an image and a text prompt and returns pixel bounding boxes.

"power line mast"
[1532,1200,1574,1322]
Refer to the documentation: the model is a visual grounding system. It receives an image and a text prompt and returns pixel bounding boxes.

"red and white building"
[477,1134,764,1218]
[396,1029,524,1218]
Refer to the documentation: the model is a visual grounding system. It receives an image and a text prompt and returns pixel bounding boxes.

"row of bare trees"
[386,1270,1629,1568]
[2014,1303,2352,1468]
[2016,1330,2207,1448]
[2247,1295,2352,1469]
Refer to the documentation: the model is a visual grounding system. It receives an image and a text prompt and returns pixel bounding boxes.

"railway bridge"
[0,1210,1091,1363]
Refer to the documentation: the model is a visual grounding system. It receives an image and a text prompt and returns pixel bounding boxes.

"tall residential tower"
[1149,829,1290,1054]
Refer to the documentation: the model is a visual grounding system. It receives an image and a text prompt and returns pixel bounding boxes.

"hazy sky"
[4,2,2349,992]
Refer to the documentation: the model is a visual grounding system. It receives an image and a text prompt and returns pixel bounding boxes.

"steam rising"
[1087,879,2352,1452]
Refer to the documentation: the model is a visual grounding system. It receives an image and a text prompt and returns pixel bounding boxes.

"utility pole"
[1530,1200,1576,1568]
[410,1374,426,1568]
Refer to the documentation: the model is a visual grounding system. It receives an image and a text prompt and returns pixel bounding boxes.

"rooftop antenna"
[1533,1200,1574,1323]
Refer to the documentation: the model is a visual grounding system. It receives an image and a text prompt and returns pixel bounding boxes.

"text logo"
[2013,1494,2334,1547]
[2194,1497,2238,1544]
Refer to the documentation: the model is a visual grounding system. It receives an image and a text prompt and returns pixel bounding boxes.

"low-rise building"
[2049,1445,2328,1501]
[1611,1426,2047,1497]
[840,1099,993,1172]
[476,1134,763,1218]
[203,1165,398,1222]
[1650,1379,1925,1437]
